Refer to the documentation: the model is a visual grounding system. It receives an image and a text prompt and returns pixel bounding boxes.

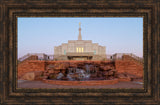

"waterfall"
[66,66,91,81]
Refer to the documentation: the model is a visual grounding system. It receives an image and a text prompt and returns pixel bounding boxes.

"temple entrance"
[73,57,87,60]
[68,56,92,60]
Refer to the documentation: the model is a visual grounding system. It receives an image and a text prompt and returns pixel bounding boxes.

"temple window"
[64,50,66,55]
[94,50,96,54]
[82,48,84,52]
[76,48,78,52]
[76,47,84,53]
[79,48,81,52]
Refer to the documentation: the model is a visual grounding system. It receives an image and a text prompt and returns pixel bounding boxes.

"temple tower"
[78,22,82,40]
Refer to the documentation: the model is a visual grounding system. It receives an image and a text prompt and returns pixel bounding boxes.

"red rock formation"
[18,58,143,82]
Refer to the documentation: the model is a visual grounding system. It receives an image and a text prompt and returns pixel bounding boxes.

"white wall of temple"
[54,46,62,55]
[54,40,106,56]
[68,42,75,53]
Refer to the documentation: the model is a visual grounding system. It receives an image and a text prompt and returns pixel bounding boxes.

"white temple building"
[54,23,106,60]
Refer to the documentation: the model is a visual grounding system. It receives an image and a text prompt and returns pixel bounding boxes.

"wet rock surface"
[41,61,118,81]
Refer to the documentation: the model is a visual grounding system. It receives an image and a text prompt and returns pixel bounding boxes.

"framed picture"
[17,17,144,89]
[0,0,159,104]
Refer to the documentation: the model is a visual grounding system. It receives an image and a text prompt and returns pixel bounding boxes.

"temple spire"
[78,22,82,40]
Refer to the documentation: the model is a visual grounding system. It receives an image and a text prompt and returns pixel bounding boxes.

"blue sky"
[18,17,143,58]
